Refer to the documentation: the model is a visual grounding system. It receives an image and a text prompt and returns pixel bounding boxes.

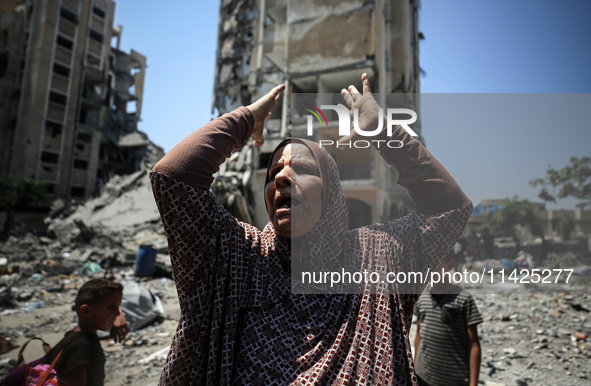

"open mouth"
[277,196,291,209]
[276,194,300,210]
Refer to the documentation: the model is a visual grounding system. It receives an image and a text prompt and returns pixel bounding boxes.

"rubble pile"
[47,169,164,246]
[1,169,168,279]
[472,290,591,385]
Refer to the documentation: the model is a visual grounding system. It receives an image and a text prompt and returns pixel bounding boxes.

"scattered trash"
[21,301,43,314]
[137,346,170,364]
[572,332,588,342]
[568,303,590,313]
[27,274,44,283]
[0,336,19,355]
[120,280,164,331]
[81,262,102,276]
[134,245,157,278]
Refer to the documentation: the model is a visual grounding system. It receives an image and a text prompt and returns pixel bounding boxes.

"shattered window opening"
[59,7,78,25]
[56,35,73,50]
[70,186,86,197]
[45,120,63,137]
[41,151,59,164]
[74,159,88,170]
[77,132,92,143]
[89,29,104,43]
[49,91,67,105]
[53,63,70,78]
[92,6,106,19]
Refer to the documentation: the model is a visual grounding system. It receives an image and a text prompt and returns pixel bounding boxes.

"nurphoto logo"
[304,104,418,149]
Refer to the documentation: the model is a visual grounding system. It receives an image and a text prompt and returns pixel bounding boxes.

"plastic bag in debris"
[121,280,164,331]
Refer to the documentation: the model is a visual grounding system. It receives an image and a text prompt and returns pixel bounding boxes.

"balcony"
[51,74,69,94]
[39,163,59,182]
[88,39,103,57]
[62,0,79,12]
[47,103,65,122]
[58,19,76,39]
[54,46,73,65]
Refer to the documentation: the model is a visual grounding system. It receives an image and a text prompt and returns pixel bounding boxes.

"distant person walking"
[466,230,479,260]
[481,229,494,260]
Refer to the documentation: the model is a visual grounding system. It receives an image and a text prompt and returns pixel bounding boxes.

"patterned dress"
[151,107,472,385]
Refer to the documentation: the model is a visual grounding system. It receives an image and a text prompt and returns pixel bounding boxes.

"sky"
[113,0,591,210]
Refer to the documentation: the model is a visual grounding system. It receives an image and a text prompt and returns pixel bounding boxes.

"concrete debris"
[137,346,170,365]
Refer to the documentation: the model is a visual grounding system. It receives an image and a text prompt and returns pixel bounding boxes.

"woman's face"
[265,144,323,238]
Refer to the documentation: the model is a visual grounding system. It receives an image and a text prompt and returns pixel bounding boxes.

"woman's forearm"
[153,106,254,190]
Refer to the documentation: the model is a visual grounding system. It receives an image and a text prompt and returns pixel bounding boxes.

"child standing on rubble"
[1,279,125,386]
[42,278,124,385]
[414,253,483,386]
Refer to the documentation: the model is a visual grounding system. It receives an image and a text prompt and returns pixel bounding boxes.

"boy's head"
[436,251,455,273]
[75,279,123,333]
[431,252,457,293]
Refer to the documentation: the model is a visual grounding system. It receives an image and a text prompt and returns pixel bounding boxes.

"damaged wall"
[286,1,377,75]
[213,0,258,113]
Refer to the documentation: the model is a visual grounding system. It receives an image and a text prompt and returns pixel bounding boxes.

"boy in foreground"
[42,278,123,386]
[414,253,482,386]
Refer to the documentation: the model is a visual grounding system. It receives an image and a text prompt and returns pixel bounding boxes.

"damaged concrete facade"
[213,0,422,230]
[0,0,153,201]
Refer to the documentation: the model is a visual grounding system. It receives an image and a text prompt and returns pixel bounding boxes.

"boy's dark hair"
[74,278,123,315]
[443,251,455,264]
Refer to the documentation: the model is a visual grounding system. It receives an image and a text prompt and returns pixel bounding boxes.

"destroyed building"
[469,198,591,240]
[0,0,159,202]
[213,0,423,230]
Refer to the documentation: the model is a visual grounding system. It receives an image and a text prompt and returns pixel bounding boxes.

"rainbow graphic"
[303,103,328,127]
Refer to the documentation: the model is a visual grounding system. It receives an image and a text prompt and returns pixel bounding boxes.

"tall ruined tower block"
[0,0,146,201]
[213,0,422,229]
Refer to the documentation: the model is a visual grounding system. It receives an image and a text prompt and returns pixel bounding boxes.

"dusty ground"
[0,238,591,386]
[2,267,590,386]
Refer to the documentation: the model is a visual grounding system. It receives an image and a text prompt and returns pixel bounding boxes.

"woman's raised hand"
[247,84,285,147]
[338,73,383,145]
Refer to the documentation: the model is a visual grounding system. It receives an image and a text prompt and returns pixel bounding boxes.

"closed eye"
[294,164,319,176]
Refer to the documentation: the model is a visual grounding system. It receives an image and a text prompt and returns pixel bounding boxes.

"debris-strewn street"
[1,170,590,385]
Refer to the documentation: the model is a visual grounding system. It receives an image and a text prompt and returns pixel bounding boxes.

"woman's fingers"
[268,84,286,110]
[342,73,370,107]
[337,73,380,147]
[248,84,285,147]
[341,88,354,109]
[362,73,372,94]
[348,85,362,104]
[337,103,353,119]
[274,86,284,102]
[252,131,265,147]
